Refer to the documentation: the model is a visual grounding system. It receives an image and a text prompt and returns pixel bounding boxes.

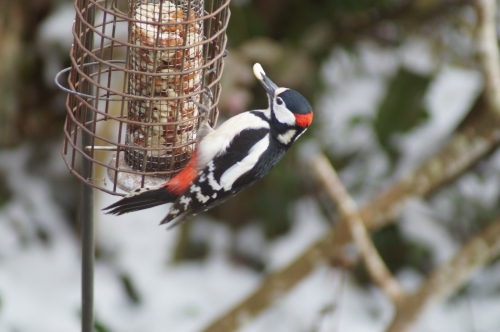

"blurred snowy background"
[1,0,500,331]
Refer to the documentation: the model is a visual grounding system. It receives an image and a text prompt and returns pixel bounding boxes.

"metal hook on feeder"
[190,86,213,117]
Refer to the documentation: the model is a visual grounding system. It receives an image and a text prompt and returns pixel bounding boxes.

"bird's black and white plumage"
[104,63,313,227]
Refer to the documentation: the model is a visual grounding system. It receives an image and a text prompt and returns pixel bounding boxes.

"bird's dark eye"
[276,97,283,105]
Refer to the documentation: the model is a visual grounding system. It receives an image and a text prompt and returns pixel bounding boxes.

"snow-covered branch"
[310,154,405,305]
[475,0,500,114]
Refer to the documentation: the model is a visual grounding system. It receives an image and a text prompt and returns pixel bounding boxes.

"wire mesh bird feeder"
[57,2,230,330]
[58,0,230,196]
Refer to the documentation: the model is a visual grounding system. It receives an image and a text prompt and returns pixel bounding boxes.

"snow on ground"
[0,146,80,332]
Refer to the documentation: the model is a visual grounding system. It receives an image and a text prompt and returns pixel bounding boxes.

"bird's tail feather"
[160,209,194,229]
[103,187,177,216]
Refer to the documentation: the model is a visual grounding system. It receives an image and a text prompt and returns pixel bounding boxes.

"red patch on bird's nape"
[163,149,198,195]
[295,112,313,128]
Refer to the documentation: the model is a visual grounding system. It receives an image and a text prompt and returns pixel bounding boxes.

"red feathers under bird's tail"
[103,150,199,216]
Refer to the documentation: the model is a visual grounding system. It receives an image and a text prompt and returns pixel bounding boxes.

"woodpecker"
[104,63,313,227]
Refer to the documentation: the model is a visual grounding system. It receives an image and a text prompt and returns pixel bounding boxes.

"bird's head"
[253,63,313,130]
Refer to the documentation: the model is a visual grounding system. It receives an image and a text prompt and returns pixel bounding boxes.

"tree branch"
[475,0,500,114]
[387,218,500,332]
[310,154,405,305]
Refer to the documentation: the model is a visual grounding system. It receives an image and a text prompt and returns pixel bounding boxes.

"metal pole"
[80,159,95,332]
[80,1,95,330]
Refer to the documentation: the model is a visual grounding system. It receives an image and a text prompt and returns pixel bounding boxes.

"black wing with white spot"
[160,127,274,226]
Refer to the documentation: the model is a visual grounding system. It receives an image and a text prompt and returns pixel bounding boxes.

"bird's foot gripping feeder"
[58,0,230,195]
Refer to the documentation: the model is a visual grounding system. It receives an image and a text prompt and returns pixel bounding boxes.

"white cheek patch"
[273,88,296,125]
[274,104,296,125]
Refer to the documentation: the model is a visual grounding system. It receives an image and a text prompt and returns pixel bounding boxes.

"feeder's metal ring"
[56,59,224,102]
[54,60,128,101]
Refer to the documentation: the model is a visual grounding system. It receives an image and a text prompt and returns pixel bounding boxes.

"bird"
[103,63,313,227]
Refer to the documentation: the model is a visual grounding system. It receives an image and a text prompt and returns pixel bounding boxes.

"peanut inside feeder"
[126,0,204,175]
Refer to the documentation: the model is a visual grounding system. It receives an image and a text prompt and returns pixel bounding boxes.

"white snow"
[0,146,80,332]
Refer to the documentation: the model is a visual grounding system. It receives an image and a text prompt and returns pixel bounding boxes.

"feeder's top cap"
[253,63,266,81]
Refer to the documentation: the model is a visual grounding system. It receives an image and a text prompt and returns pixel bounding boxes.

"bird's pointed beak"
[253,63,278,98]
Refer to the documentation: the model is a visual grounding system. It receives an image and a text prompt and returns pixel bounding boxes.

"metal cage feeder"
[56,1,231,330]
[59,0,230,196]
